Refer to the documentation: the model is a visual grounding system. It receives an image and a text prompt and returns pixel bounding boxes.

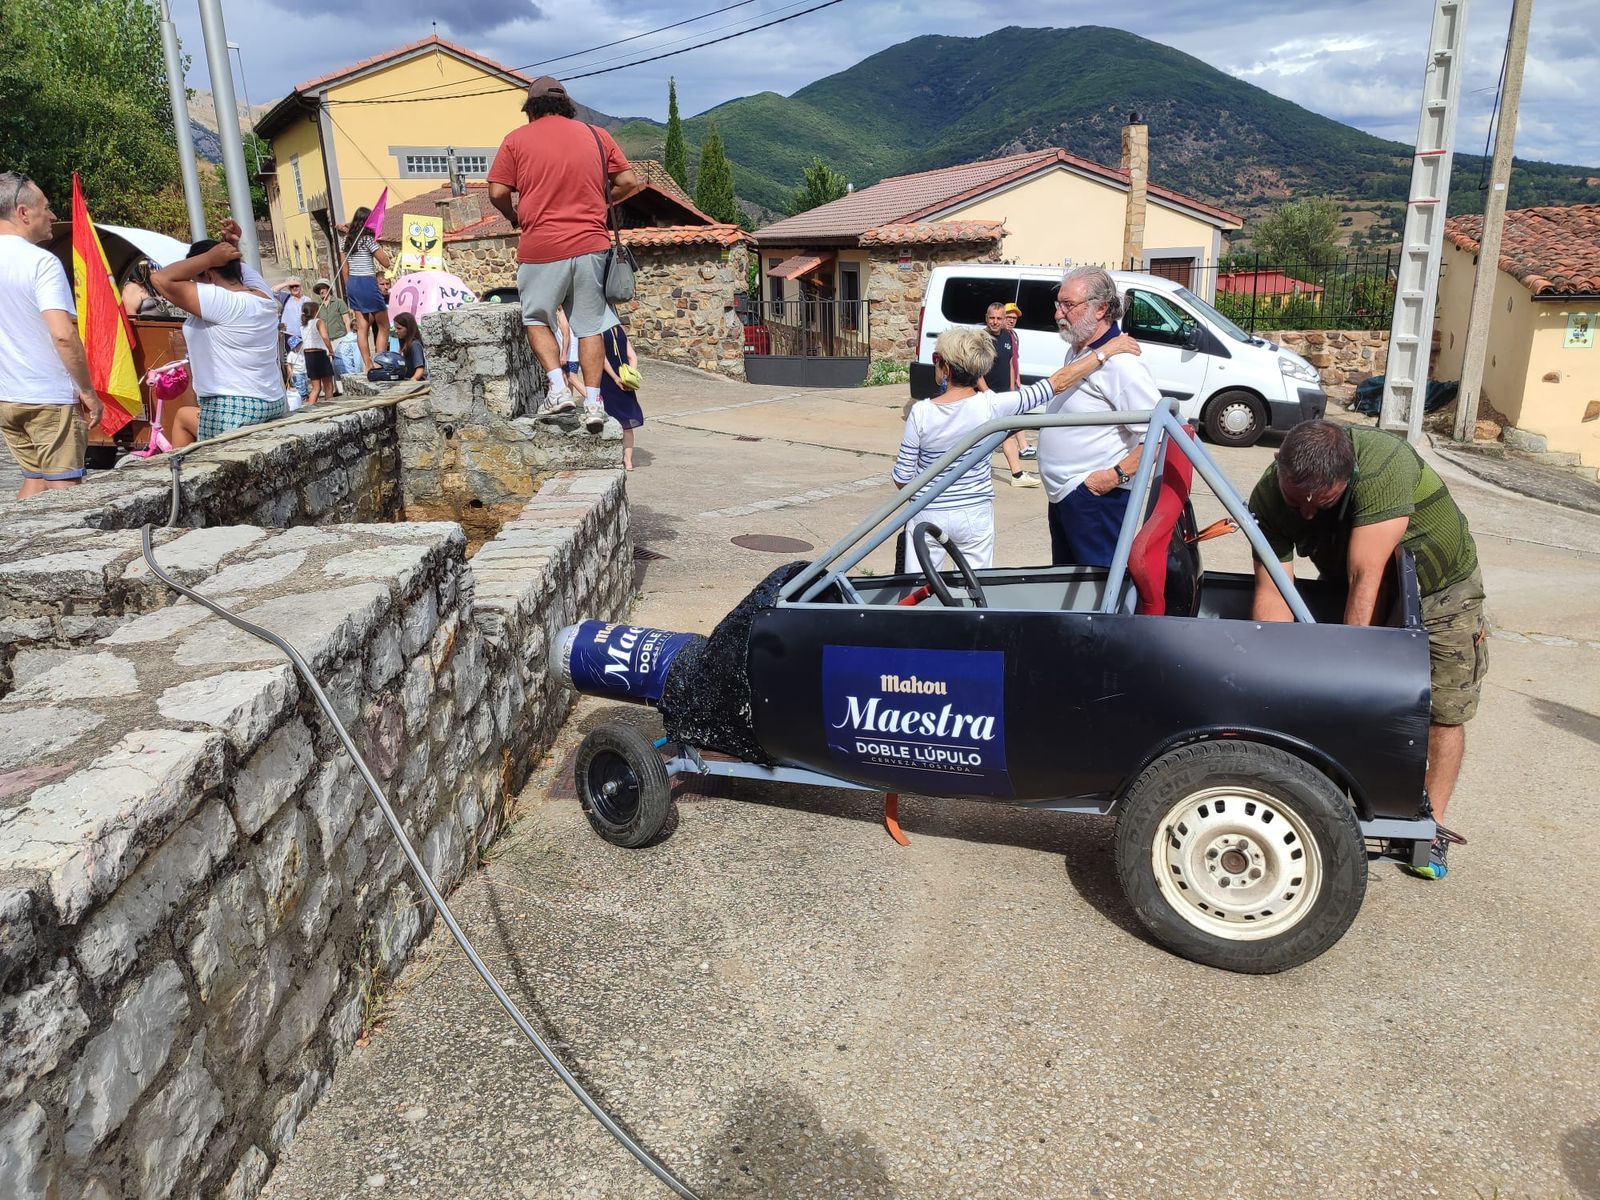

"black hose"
[140,462,701,1200]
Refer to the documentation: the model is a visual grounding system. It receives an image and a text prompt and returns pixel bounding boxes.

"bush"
[864,358,909,386]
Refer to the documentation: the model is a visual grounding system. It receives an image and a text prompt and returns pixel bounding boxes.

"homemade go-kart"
[557,400,1437,974]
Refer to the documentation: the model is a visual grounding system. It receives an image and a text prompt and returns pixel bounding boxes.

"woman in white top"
[339,206,392,373]
[892,326,1140,570]
[152,238,285,442]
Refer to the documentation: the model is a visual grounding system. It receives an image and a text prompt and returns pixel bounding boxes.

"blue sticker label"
[822,645,1008,791]
[566,620,698,703]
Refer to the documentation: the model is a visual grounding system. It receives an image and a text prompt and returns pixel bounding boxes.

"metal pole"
[1454,0,1533,442]
[196,0,261,270]
[156,0,206,241]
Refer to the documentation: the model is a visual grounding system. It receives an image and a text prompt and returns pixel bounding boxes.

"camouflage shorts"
[1421,565,1488,725]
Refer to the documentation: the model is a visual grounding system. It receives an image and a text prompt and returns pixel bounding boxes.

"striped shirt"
[346,232,377,277]
[1249,425,1478,597]
[894,380,1055,510]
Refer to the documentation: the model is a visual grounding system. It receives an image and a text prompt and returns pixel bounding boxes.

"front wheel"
[575,724,673,848]
[1202,389,1268,447]
[1113,740,1367,974]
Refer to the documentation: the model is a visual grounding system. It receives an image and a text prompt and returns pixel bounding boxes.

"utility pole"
[196,0,261,270]
[156,0,205,241]
[1454,0,1534,442]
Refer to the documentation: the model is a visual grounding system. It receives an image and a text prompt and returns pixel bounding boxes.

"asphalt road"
[264,364,1600,1200]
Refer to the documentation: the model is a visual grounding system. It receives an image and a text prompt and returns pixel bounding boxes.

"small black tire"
[1202,389,1268,447]
[1112,740,1367,974]
[574,724,672,849]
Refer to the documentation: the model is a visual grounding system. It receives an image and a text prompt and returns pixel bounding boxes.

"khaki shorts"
[0,402,87,480]
[1421,565,1489,725]
[516,252,612,338]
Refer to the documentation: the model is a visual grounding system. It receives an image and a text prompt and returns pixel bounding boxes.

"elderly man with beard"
[1035,265,1162,567]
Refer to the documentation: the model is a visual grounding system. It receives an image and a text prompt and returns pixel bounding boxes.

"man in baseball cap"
[488,78,643,432]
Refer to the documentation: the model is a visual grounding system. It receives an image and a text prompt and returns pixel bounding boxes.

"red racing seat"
[1128,425,1201,616]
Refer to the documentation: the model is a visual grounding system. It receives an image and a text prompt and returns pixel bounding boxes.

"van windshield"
[1175,286,1253,343]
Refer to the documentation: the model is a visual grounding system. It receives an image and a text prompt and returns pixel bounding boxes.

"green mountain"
[617,26,1597,234]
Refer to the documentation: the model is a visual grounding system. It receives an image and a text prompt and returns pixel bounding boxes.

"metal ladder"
[1380,0,1469,440]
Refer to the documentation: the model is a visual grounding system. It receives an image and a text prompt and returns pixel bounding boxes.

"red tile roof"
[1445,204,1600,297]
[859,220,1007,246]
[619,224,751,248]
[1216,270,1324,297]
[755,148,1241,247]
[634,162,710,222]
[293,34,529,97]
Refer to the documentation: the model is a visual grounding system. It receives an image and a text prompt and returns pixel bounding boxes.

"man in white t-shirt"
[1037,265,1161,567]
[0,173,103,498]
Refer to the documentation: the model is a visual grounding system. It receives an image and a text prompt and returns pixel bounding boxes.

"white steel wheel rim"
[1220,401,1257,436]
[1152,785,1323,941]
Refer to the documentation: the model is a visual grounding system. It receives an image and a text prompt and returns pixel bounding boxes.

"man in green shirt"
[1248,420,1487,881]
[313,281,352,394]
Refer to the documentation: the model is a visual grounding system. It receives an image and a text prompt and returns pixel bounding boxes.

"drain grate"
[633,545,668,562]
[735,435,762,442]
[731,533,814,553]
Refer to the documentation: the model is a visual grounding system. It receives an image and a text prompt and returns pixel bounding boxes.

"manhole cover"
[731,534,814,553]
[633,545,668,561]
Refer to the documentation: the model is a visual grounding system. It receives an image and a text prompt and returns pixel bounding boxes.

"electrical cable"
[141,457,702,1200]
[352,0,764,104]
[1477,38,1510,193]
[325,0,847,105]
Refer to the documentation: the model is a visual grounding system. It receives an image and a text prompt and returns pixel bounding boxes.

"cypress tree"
[694,121,739,225]
[663,77,688,191]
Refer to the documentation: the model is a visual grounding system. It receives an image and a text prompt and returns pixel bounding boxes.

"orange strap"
[1189,518,1237,544]
[884,792,910,847]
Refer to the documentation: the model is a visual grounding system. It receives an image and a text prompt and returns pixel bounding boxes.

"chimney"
[1121,112,1148,271]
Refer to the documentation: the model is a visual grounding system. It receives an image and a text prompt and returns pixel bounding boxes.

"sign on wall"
[399,214,445,272]
[1564,312,1594,350]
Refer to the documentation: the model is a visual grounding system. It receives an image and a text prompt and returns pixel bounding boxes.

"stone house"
[752,118,1242,370]
[1436,204,1600,469]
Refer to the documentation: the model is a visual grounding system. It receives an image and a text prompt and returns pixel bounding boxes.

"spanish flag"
[70,174,142,435]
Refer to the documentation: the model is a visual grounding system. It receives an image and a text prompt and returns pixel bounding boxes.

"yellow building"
[256,35,605,277]
[1436,205,1600,470]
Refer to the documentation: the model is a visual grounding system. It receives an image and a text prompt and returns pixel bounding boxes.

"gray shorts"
[517,252,611,338]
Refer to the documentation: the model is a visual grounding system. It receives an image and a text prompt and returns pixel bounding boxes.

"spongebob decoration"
[399,214,445,272]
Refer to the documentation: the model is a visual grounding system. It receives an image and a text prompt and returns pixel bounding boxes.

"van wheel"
[1113,740,1367,974]
[1202,390,1267,447]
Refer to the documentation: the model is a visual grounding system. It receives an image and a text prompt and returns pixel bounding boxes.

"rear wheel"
[1113,740,1366,973]
[575,724,672,848]
[1202,389,1268,447]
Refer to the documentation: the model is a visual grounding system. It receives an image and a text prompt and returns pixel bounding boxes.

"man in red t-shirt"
[488,76,642,431]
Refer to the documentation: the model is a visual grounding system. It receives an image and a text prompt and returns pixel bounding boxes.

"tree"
[1249,197,1343,266]
[787,156,848,216]
[663,77,688,191]
[694,121,739,224]
[216,131,271,220]
[0,0,186,232]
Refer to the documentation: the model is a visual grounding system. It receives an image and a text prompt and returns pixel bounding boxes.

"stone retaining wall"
[865,240,1007,362]
[1275,329,1389,391]
[0,469,629,1200]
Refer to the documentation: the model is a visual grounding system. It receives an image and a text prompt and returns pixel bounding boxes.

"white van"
[911,264,1326,447]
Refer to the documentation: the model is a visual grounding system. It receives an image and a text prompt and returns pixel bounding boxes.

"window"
[1147,256,1196,288]
[398,150,492,178]
[1123,288,1198,348]
[839,263,861,332]
[767,258,785,316]
[939,276,1015,325]
[1016,279,1062,333]
[290,154,304,212]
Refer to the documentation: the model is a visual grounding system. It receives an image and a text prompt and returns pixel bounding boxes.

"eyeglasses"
[8,175,32,214]
[1054,297,1092,313]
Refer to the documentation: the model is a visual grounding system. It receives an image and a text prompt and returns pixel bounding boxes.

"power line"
[324,0,847,106]
[353,0,763,104]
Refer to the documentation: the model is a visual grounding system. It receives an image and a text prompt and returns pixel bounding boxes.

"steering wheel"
[911,521,988,609]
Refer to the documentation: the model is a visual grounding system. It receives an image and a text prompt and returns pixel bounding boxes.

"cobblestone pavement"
[264,363,1600,1200]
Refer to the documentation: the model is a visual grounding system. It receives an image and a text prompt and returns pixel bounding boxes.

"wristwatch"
[1094,349,1108,364]
[1113,463,1132,485]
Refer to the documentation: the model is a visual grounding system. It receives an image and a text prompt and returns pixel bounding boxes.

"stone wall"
[1275,329,1389,391]
[0,469,630,1200]
[864,240,1006,362]
[408,236,751,379]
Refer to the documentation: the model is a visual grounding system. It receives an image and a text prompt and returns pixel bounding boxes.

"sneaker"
[1019,445,1037,459]
[1403,824,1464,881]
[1008,471,1042,489]
[583,402,606,433]
[536,392,576,423]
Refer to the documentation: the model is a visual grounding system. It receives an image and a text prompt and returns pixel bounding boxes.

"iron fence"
[1166,253,1398,334]
[741,297,871,358]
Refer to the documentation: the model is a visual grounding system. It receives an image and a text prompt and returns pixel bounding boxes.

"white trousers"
[912,503,995,571]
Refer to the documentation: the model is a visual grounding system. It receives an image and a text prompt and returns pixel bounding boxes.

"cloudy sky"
[176,0,1599,168]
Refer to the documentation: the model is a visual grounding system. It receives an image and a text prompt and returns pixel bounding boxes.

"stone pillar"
[1121,114,1148,271]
